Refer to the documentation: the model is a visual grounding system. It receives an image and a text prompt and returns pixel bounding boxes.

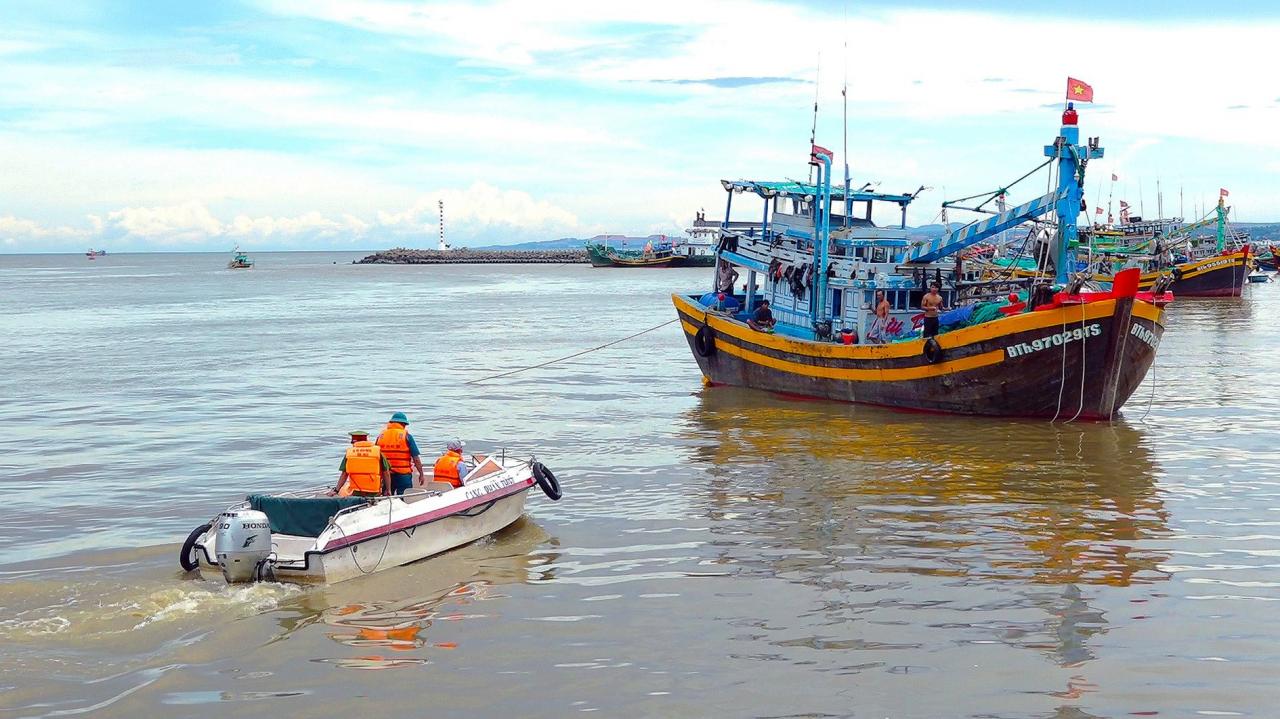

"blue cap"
[390,412,409,425]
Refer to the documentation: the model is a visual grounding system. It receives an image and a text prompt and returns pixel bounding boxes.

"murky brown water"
[2,253,1278,718]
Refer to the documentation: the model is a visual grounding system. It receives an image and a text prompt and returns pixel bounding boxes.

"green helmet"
[389,412,409,425]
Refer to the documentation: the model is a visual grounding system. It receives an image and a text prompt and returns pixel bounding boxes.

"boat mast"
[813,151,833,325]
[842,32,851,225]
[1047,101,1103,284]
[1216,195,1228,252]
[808,53,820,185]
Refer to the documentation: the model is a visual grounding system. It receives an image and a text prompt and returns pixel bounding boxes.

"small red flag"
[1111,173,1118,182]
[1220,188,1230,197]
[809,144,833,166]
[1066,77,1094,103]
[1096,207,1103,215]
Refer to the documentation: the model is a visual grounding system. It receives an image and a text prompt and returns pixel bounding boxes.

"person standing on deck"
[333,431,391,497]
[376,412,426,495]
[433,438,473,488]
[867,290,892,343]
[921,283,945,339]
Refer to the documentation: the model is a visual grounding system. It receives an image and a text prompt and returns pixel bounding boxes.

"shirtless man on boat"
[921,283,945,338]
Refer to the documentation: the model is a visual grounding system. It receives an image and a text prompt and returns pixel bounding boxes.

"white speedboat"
[179,454,560,584]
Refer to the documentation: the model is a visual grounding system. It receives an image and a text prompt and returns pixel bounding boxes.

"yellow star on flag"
[1065,77,1093,103]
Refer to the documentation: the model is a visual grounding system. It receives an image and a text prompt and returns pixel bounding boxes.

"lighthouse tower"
[437,199,450,251]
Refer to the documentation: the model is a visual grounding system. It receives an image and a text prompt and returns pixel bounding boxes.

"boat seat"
[401,483,454,503]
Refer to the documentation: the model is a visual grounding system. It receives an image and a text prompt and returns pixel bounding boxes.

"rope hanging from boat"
[466,318,680,385]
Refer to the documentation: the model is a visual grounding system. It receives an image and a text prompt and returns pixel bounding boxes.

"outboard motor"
[214,509,273,583]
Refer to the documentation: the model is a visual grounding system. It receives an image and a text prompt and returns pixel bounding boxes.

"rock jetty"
[356,247,587,264]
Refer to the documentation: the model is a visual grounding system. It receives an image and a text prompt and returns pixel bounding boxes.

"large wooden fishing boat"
[673,101,1170,419]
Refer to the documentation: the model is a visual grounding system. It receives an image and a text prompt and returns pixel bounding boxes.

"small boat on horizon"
[85,248,106,259]
[179,453,561,585]
[227,246,254,269]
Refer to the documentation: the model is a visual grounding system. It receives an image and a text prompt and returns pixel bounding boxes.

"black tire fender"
[923,337,945,364]
[532,462,562,501]
[694,325,716,357]
[1171,267,1183,282]
[180,522,211,572]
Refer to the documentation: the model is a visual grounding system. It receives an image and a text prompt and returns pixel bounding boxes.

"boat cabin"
[707,179,959,343]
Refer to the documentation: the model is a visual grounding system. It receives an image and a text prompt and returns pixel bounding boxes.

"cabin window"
[872,247,887,263]
[831,289,843,318]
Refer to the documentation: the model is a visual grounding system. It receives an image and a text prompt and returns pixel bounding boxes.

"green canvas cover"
[246,494,370,538]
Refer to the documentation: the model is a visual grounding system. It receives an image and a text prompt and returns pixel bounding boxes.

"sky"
[2,0,1279,253]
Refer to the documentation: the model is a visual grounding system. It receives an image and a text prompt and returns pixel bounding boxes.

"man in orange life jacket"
[376,412,426,495]
[333,431,391,497]
[432,438,473,488]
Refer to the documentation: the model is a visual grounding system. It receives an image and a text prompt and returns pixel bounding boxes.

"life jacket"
[433,449,464,488]
[377,423,413,474]
[343,441,383,495]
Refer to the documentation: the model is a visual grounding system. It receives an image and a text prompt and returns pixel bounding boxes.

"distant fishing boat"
[1247,271,1271,283]
[981,197,1252,297]
[586,236,681,267]
[85,249,106,259]
[586,215,717,268]
[674,102,1170,419]
[1078,200,1250,297]
[227,246,254,269]
[1255,245,1280,271]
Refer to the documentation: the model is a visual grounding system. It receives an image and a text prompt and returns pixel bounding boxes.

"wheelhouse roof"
[721,180,916,205]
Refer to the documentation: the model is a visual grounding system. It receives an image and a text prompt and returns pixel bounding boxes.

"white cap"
[446,438,465,451]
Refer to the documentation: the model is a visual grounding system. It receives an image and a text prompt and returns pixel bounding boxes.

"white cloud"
[0,183,589,252]
[106,201,224,244]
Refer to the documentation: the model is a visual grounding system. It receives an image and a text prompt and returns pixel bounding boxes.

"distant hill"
[474,237,584,250]
[1237,223,1280,242]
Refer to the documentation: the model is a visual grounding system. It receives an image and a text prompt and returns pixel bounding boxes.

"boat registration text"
[1006,323,1103,358]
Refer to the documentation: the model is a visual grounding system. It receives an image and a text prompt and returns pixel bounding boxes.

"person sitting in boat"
[334,431,391,497]
[921,283,945,338]
[747,299,775,332]
[432,438,474,488]
[376,412,426,495]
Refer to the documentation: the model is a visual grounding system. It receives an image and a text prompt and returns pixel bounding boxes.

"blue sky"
[1,0,1278,252]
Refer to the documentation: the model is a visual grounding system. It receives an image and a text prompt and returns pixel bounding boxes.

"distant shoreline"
[356,248,588,264]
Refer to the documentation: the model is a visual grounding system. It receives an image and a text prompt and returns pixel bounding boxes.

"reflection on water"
[680,388,1171,668]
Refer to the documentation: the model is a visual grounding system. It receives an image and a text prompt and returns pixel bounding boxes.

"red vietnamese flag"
[1066,77,1094,103]
[1220,188,1230,197]
[810,144,833,166]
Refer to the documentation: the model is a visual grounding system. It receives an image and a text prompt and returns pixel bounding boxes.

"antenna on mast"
[808,52,820,184]
[841,8,850,224]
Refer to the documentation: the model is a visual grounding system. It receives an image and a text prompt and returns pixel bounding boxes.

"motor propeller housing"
[214,509,273,582]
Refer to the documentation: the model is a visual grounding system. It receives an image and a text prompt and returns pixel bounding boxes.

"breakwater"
[356,247,587,264]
